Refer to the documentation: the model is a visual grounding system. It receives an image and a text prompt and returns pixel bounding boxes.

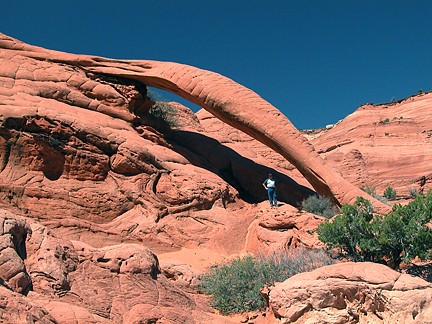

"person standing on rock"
[263,173,278,207]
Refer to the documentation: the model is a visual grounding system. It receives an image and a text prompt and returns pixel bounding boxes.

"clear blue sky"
[1,1,431,129]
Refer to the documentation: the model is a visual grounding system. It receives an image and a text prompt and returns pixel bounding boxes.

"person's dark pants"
[267,188,277,207]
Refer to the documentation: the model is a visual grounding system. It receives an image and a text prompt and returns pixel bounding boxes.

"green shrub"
[200,255,263,314]
[200,248,334,314]
[409,188,418,197]
[301,195,338,219]
[316,192,432,269]
[383,186,397,200]
[147,88,179,127]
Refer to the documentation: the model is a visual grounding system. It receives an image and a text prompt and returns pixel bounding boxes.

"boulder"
[0,209,32,294]
[0,286,56,324]
[160,258,204,290]
[265,262,432,323]
[245,203,325,253]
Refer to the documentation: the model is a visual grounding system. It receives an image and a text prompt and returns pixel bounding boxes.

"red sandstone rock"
[159,258,204,291]
[1,210,233,323]
[310,93,432,198]
[265,262,432,323]
[1,31,432,323]
[244,202,325,253]
[0,210,32,294]
[0,286,57,323]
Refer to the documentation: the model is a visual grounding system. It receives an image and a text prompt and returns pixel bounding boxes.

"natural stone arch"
[0,33,389,212]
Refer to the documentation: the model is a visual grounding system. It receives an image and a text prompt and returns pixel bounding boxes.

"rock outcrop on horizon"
[310,94,432,197]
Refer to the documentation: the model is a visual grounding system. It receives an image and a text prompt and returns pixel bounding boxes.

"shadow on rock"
[171,130,316,206]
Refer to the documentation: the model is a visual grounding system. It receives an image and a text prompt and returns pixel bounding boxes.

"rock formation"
[264,262,432,323]
[0,209,233,323]
[244,203,325,253]
[0,32,388,211]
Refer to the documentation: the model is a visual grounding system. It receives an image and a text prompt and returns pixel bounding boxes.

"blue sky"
[1,1,431,129]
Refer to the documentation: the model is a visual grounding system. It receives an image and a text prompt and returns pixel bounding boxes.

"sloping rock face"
[0,209,232,323]
[265,262,432,323]
[310,93,432,198]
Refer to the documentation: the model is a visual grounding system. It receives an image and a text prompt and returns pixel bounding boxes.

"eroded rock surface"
[245,203,325,253]
[0,210,232,323]
[311,93,432,198]
[265,262,432,323]
[0,209,32,294]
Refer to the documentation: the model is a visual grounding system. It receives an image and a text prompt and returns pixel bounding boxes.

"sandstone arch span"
[0,33,389,211]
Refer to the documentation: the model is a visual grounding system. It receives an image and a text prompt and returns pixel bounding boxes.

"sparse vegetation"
[200,247,334,314]
[147,88,180,127]
[385,132,389,136]
[317,192,432,269]
[383,186,397,200]
[301,195,338,219]
[361,185,390,205]
[361,185,377,197]
[410,188,419,197]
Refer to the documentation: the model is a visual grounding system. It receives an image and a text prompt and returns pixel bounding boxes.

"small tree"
[317,192,432,269]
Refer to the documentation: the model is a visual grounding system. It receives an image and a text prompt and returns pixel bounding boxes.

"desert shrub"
[361,185,390,205]
[317,192,432,269]
[301,195,338,219]
[147,88,179,127]
[257,247,334,285]
[200,255,263,314]
[409,188,418,197]
[200,247,334,314]
[361,185,377,197]
[383,186,397,200]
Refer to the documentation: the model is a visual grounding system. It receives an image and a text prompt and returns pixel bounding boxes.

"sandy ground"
[157,247,229,270]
